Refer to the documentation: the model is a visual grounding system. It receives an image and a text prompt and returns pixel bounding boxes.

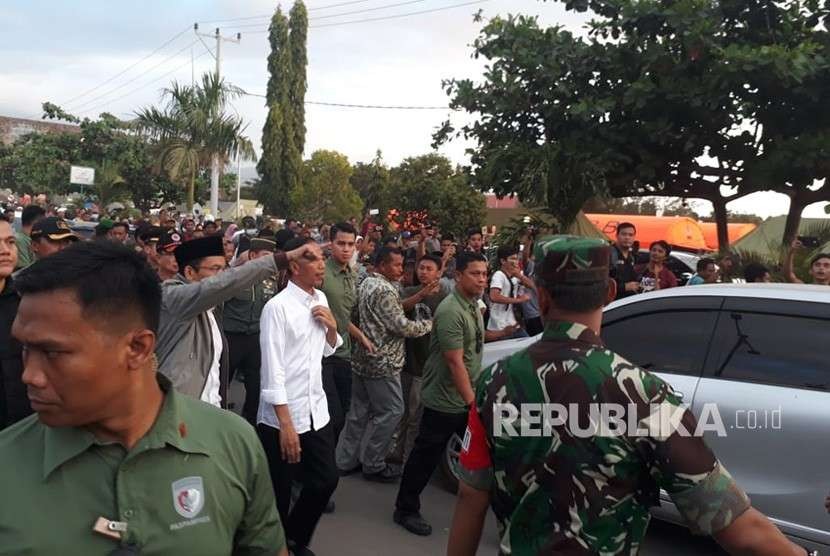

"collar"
[541,320,603,347]
[42,374,210,479]
[326,256,354,276]
[452,287,479,311]
[286,279,320,303]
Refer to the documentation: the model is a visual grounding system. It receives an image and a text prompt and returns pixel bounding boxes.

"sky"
[1,0,826,219]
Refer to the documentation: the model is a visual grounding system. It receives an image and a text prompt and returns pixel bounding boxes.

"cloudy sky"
[1,0,826,218]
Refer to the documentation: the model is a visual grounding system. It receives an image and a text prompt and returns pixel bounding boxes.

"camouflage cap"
[533,235,611,287]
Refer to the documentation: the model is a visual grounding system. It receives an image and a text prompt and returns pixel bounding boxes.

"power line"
[245,0,488,33]
[58,26,192,107]
[242,90,455,110]
[197,0,373,25]
[67,39,200,112]
[76,47,213,117]
[218,0,430,29]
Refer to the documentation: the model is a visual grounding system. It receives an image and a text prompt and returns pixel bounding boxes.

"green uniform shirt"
[0,375,285,555]
[321,257,357,360]
[15,231,33,270]
[421,288,484,413]
[223,277,280,335]
[458,321,750,555]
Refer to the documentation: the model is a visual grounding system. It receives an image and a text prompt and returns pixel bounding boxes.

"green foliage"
[436,0,830,242]
[350,150,390,211]
[379,153,486,239]
[289,0,308,155]
[736,221,830,283]
[257,4,307,217]
[292,150,363,223]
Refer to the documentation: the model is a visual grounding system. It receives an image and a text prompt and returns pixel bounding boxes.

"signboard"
[70,166,95,186]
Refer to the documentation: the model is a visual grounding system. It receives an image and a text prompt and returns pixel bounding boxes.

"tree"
[289,0,308,156]
[436,0,830,253]
[92,160,128,209]
[350,150,390,212]
[292,150,363,223]
[135,73,255,211]
[381,153,485,238]
[257,4,306,216]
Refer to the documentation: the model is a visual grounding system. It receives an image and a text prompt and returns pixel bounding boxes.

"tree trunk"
[782,194,807,252]
[711,197,730,253]
[187,170,195,212]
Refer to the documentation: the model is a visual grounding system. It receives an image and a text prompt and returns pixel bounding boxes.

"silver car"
[459,283,830,551]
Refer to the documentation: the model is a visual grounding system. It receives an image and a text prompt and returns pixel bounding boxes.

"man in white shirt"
[487,244,532,340]
[258,237,341,556]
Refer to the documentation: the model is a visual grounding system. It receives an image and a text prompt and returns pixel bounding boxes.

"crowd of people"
[0,204,825,555]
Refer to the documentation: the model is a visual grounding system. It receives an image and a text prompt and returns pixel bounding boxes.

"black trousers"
[226,332,261,426]
[395,407,468,514]
[322,356,352,439]
[258,423,339,549]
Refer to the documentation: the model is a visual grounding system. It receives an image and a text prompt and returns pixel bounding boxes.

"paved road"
[311,474,726,555]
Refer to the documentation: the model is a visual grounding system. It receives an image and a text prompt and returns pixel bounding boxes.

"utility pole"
[194,23,241,219]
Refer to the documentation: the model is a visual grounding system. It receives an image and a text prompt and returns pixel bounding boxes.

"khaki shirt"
[421,288,484,413]
[0,375,284,555]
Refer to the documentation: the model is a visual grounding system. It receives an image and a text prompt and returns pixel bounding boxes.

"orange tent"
[585,214,710,251]
[699,222,757,251]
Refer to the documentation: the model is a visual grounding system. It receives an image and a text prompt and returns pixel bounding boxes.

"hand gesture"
[312,305,337,332]
[286,241,328,262]
[791,239,803,250]
[359,333,376,354]
[421,280,441,298]
[279,425,301,464]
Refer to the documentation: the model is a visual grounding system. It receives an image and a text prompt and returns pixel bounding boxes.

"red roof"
[485,195,520,209]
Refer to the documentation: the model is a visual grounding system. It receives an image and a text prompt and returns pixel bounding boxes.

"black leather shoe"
[362,466,401,484]
[288,541,316,556]
[324,499,335,513]
[393,509,433,536]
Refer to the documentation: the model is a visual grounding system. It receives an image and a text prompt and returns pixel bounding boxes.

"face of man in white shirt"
[289,242,325,291]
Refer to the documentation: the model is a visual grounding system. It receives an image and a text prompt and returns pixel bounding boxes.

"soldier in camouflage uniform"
[448,236,809,556]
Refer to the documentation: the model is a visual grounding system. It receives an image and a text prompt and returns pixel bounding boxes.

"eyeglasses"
[197,264,225,273]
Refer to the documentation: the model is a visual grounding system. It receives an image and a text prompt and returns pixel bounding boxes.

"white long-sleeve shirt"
[257,280,342,433]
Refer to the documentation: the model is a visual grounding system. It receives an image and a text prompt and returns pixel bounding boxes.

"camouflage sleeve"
[613,362,750,535]
[457,405,494,491]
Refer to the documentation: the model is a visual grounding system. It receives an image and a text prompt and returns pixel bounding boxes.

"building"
[0,116,80,146]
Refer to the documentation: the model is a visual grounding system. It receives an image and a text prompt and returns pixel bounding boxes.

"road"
[311,474,727,555]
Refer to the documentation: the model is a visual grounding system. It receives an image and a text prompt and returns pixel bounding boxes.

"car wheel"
[439,432,462,493]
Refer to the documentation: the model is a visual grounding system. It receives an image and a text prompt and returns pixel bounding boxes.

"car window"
[601,310,719,376]
[708,312,829,391]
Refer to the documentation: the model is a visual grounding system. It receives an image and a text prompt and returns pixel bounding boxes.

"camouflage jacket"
[352,275,432,378]
[458,320,750,555]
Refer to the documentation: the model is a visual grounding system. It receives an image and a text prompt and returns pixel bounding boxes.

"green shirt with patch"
[0,375,284,555]
[321,257,357,360]
[421,288,484,414]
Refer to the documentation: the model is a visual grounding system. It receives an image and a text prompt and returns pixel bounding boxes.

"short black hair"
[15,241,162,333]
[283,236,314,253]
[375,246,403,267]
[497,244,519,262]
[21,205,46,228]
[811,253,830,266]
[441,233,456,243]
[418,254,443,269]
[456,251,488,272]
[330,222,358,242]
[381,235,398,246]
[696,257,716,273]
[744,262,769,283]
[616,222,636,235]
[466,228,483,240]
[111,221,129,233]
[203,221,218,230]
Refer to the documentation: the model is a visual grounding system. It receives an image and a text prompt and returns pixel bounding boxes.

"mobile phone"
[798,235,820,248]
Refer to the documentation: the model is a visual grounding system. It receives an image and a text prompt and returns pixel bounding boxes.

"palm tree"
[134,73,256,210]
[93,160,129,210]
